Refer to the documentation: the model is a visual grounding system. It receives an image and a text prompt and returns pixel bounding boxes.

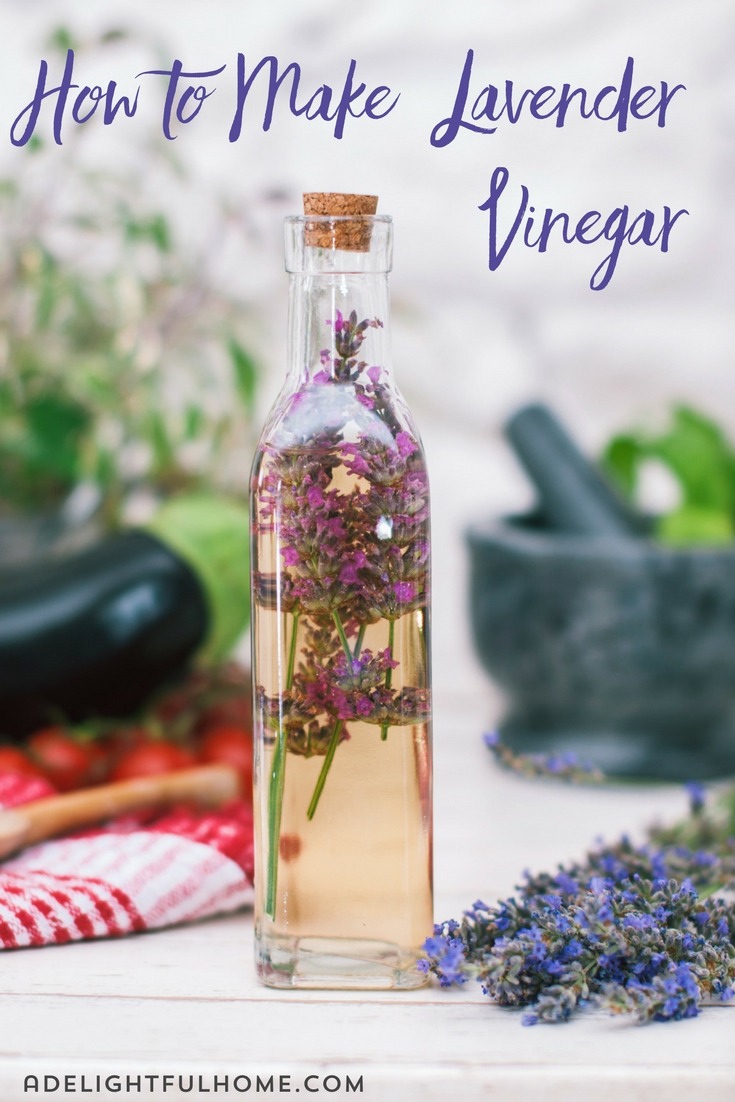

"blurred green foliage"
[0,26,260,527]
[603,406,735,544]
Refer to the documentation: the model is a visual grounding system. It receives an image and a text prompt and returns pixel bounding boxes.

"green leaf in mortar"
[650,406,735,514]
[657,505,734,545]
[601,433,643,497]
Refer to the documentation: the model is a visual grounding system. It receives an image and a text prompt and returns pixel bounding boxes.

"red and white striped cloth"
[0,772,254,950]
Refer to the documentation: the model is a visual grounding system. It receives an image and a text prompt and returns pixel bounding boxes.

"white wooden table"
[0,684,732,1102]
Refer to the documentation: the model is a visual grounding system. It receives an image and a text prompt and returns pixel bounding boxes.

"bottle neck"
[287,272,392,388]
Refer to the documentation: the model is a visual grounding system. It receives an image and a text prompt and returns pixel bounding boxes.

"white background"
[0,0,733,694]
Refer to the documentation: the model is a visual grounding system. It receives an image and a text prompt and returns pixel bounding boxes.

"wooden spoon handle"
[0,764,241,862]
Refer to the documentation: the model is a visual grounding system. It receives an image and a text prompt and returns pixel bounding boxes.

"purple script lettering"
[229,54,399,141]
[136,61,225,139]
[480,166,689,290]
[11,49,140,146]
[432,51,685,147]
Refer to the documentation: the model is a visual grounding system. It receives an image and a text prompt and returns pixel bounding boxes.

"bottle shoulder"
[257,376,424,450]
[250,376,429,496]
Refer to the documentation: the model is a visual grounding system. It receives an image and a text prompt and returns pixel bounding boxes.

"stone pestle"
[505,403,646,537]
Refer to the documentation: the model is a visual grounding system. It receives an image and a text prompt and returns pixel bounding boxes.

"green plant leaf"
[146,410,175,473]
[48,26,75,53]
[657,506,734,545]
[147,214,171,252]
[184,405,205,440]
[601,433,643,498]
[26,391,90,468]
[93,448,116,489]
[0,388,91,508]
[0,87,259,519]
[603,405,735,545]
[648,405,735,514]
[35,249,59,330]
[99,28,129,45]
[229,339,258,414]
[718,787,735,835]
[122,212,171,252]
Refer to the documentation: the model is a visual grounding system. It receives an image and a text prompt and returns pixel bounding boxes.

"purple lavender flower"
[684,781,706,815]
[484,732,604,784]
[420,922,469,987]
[254,310,430,795]
[395,431,416,459]
[422,825,735,1026]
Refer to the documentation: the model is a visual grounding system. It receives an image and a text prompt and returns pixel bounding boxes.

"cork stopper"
[303,192,378,251]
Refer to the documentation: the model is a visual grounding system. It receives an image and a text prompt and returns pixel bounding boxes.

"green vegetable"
[145,494,250,662]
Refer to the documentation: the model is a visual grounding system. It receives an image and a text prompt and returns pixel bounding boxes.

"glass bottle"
[250,194,433,989]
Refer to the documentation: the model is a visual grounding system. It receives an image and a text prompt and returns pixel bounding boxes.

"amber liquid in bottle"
[251,207,433,988]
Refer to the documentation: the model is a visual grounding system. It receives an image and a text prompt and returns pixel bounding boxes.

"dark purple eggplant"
[0,495,249,737]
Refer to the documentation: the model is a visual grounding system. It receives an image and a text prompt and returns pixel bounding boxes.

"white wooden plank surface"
[0,693,731,1102]
[1,433,732,1100]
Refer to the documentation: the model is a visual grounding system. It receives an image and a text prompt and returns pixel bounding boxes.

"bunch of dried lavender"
[421,782,735,1024]
[483,731,604,784]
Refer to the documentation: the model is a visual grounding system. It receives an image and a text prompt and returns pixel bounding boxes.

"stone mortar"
[466,514,735,780]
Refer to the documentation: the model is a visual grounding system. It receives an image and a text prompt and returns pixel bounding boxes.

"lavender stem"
[266,610,300,917]
[380,617,395,741]
[306,720,344,820]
